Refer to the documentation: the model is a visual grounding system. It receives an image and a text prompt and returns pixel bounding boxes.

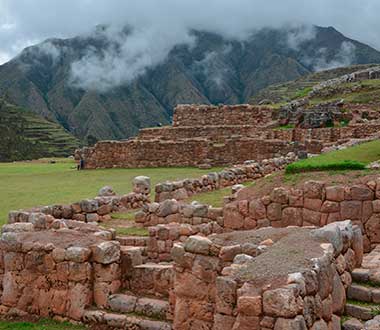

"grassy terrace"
[286,140,380,174]
[0,158,222,225]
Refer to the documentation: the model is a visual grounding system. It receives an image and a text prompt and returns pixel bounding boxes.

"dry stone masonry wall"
[78,98,380,169]
[223,178,380,252]
[154,153,297,202]
[171,221,362,330]
[8,184,149,225]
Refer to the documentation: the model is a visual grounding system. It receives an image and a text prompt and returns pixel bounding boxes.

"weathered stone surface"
[348,284,372,302]
[343,318,364,330]
[311,223,343,255]
[263,287,303,318]
[274,316,307,330]
[65,247,91,262]
[331,272,346,314]
[184,236,212,255]
[326,186,345,202]
[80,199,99,213]
[98,186,116,197]
[133,176,151,194]
[91,241,120,264]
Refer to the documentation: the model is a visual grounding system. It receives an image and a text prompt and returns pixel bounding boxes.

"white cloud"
[301,41,357,72]
[0,0,380,90]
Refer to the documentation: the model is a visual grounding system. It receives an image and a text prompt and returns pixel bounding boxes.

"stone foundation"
[171,222,362,330]
[0,220,120,321]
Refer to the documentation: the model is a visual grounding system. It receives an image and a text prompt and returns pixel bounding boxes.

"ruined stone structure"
[78,101,380,169]
[2,174,380,329]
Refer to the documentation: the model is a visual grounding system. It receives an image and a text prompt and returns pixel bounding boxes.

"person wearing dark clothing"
[77,158,85,170]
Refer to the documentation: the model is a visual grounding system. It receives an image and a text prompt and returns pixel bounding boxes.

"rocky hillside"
[0,98,80,161]
[251,64,380,104]
[1,26,380,142]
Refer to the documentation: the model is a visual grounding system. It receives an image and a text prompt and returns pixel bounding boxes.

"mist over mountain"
[0,25,380,142]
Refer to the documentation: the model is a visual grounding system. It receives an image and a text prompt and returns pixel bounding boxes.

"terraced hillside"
[0,99,80,161]
[251,64,380,104]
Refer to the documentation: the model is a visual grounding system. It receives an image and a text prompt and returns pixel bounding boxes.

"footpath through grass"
[286,140,380,174]
[0,159,222,225]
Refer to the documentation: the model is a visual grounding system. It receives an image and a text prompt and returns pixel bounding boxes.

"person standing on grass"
[77,157,85,170]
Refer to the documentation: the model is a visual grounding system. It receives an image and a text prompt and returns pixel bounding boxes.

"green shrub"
[286,160,366,174]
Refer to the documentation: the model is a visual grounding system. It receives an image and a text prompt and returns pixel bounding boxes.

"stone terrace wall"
[265,122,380,145]
[154,153,297,202]
[224,178,380,252]
[137,125,261,141]
[172,104,274,127]
[81,138,297,169]
[0,219,121,321]
[171,221,362,329]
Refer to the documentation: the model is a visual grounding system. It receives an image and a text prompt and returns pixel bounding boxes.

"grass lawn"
[0,159,222,225]
[286,140,380,174]
[186,182,252,207]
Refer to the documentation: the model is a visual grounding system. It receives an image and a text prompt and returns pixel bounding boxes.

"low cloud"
[1,0,380,90]
[302,41,357,71]
[70,25,196,91]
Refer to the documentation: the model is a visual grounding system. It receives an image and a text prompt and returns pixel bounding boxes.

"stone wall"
[0,219,121,321]
[77,98,380,169]
[154,153,297,202]
[171,221,362,329]
[138,125,261,141]
[265,123,380,144]
[80,138,297,169]
[8,190,148,224]
[223,178,380,251]
[172,104,273,127]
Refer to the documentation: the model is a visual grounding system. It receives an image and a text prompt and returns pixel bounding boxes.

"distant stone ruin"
[77,102,380,169]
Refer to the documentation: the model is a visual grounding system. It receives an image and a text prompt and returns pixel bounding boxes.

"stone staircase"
[343,246,380,329]
[83,235,174,329]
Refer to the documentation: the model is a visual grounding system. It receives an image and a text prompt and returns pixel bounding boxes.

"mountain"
[0,98,80,161]
[0,25,380,142]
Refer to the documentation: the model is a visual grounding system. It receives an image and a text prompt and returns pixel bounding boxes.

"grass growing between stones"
[0,319,85,329]
[286,140,380,174]
[111,211,137,221]
[0,158,223,225]
[114,226,149,237]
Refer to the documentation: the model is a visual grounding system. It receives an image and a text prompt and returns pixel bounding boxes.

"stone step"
[108,293,170,320]
[348,283,380,304]
[352,268,370,283]
[83,309,172,329]
[345,303,377,321]
[127,263,174,298]
[342,317,363,330]
[117,235,149,247]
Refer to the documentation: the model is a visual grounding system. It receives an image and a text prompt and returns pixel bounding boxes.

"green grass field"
[286,140,380,173]
[0,159,222,225]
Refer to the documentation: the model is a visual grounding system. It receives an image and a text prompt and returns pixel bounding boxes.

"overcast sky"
[1,0,380,65]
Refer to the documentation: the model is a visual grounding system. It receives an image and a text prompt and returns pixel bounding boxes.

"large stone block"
[91,241,120,264]
[133,176,151,194]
